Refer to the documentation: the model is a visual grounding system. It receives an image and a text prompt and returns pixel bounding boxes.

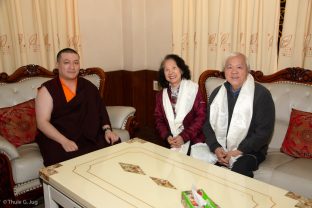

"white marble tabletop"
[40,138,308,208]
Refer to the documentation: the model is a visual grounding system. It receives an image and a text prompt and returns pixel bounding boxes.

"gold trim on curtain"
[0,0,82,73]
[278,0,312,69]
[172,0,280,81]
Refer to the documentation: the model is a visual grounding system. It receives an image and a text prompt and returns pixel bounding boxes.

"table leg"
[43,182,82,208]
[43,183,58,208]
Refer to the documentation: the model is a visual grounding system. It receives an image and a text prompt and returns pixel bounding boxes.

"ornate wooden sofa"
[0,65,137,206]
[199,67,312,198]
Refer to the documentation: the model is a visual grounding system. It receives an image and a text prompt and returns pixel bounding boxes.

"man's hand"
[104,129,120,145]
[215,147,228,166]
[61,139,78,152]
[224,149,242,163]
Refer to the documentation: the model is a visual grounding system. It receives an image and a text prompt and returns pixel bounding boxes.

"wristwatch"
[103,126,112,134]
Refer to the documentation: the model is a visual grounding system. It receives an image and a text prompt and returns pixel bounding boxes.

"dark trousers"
[231,153,265,177]
[216,152,265,178]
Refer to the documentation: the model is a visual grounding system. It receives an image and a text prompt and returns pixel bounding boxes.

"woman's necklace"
[171,85,180,97]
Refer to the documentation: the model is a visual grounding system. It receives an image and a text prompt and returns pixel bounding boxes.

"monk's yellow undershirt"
[60,78,77,102]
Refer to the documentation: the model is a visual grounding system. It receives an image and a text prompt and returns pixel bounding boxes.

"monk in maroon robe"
[35,48,119,166]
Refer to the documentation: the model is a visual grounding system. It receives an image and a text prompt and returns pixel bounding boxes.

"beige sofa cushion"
[0,77,51,108]
[0,75,100,108]
[270,158,312,198]
[261,82,312,149]
[254,149,295,183]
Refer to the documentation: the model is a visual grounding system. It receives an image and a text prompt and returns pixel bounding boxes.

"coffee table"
[40,138,305,208]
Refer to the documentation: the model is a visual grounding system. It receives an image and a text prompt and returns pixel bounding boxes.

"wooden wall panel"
[104,70,159,128]
[131,71,148,128]
[103,71,126,105]
[145,70,159,127]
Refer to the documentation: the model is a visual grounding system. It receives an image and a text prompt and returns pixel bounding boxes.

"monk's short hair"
[56,48,79,62]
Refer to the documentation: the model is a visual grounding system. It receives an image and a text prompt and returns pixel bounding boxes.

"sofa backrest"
[199,68,312,149]
[0,65,106,108]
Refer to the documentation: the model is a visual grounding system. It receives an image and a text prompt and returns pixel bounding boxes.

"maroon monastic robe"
[36,77,111,166]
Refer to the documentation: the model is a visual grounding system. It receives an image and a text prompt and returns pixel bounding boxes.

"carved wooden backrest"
[0,64,106,95]
[0,65,106,108]
[198,67,312,102]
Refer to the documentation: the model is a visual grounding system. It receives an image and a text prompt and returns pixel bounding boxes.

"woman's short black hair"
[158,54,191,88]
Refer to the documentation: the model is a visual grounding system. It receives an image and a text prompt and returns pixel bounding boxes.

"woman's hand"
[168,135,184,148]
[167,136,174,146]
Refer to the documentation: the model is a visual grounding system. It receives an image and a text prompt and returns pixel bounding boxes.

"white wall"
[122,0,147,70]
[77,0,123,71]
[146,0,172,70]
[78,0,172,71]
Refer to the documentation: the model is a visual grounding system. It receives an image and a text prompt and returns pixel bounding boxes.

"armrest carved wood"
[125,115,139,138]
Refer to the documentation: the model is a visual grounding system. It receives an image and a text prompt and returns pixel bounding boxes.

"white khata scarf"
[163,79,198,153]
[208,74,255,166]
